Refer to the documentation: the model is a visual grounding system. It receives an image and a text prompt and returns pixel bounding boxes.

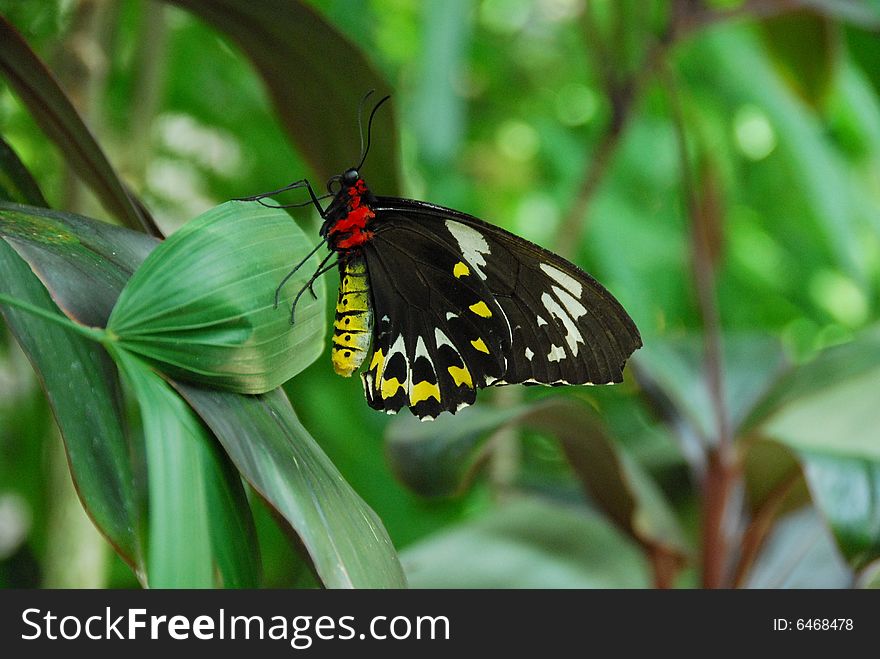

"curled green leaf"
[107,202,326,393]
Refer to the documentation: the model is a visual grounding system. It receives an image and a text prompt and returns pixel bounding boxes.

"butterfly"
[242,93,642,421]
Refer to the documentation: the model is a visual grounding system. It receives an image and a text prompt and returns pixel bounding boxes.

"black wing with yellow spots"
[359,198,642,420]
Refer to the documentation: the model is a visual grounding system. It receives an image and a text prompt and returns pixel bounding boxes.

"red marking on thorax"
[329,180,375,249]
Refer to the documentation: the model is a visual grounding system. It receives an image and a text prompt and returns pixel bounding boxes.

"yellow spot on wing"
[411,380,441,404]
[448,365,473,388]
[381,377,404,399]
[453,261,470,278]
[369,348,385,381]
[469,301,492,318]
[471,337,490,354]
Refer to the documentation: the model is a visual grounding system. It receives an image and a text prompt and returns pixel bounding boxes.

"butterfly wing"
[360,197,642,420]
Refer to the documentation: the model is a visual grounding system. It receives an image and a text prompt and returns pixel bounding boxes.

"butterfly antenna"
[356,93,391,171]
[356,90,376,164]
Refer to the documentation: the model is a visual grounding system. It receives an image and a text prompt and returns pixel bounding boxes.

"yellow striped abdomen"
[331,257,373,376]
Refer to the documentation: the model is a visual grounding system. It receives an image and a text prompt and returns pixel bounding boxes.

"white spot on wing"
[435,328,454,349]
[446,312,458,321]
[415,335,430,360]
[541,292,583,356]
[547,344,566,362]
[525,347,534,361]
[552,285,587,320]
[537,315,548,327]
[383,334,411,396]
[540,263,583,298]
[445,221,489,279]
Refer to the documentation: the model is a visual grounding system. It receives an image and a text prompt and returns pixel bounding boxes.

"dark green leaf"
[386,405,530,498]
[112,349,214,587]
[760,10,839,110]
[107,202,326,393]
[0,201,158,326]
[757,328,880,567]
[0,16,156,233]
[0,136,47,206]
[402,497,650,588]
[165,0,400,193]
[742,439,809,517]
[743,507,853,588]
[636,334,789,443]
[386,398,686,559]
[0,148,143,575]
[524,399,687,558]
[175,384,406,589]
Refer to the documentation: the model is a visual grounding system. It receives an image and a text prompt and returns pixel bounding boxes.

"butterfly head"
[342,168,360,187]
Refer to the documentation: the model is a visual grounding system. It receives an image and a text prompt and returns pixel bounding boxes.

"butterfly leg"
[236,178,331,217]
[273,239,328,308]
[288,252,339,324]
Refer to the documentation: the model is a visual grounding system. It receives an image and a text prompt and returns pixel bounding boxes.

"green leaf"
[107,202,326,393]
[202,447,262,588]
[742,439,809,517]
[165,0,400,193]
[0,152,143,574]
[0,136,47,206]
[113,347,262,588]
[401,496,650,588]
[757,328,880,567]
[175,383,406,589]
[112,349,214,587]
[760,10,839,110]
[743,507,853,588]
[636,333,789,443]
[799,0,880,28]
[524,399,687,559]
[387,398,686,559]
[386,405,531,498]
[0,201,159,326]
[0,16,156,233]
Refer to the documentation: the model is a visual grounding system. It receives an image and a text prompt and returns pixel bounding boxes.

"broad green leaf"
[746,326,880,428]
[0,16,156,234]
[635,334,789,444]
[402,496,650,588]
[757,329,880,567]
[107,202,326,393]
[386,405,531,498]
[0,150,143,574]
[112,349,213,587]
[0,202,159,326]
[114,347,262,588]
[387,398,686,559]
[760,10,838,109]
[524,399,687,559]
[165,0,400,193]
[175,384,406,589]
[0,193,380,586]
[743,507,853,588]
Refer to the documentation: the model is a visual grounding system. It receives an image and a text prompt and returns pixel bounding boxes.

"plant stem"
[0,293,107,343]
[664,65,736,588]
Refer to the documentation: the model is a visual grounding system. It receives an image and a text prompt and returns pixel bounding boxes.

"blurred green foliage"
[1,0,879,588]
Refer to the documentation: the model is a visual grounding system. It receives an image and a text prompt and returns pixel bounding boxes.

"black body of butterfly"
[242,94,642,421]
